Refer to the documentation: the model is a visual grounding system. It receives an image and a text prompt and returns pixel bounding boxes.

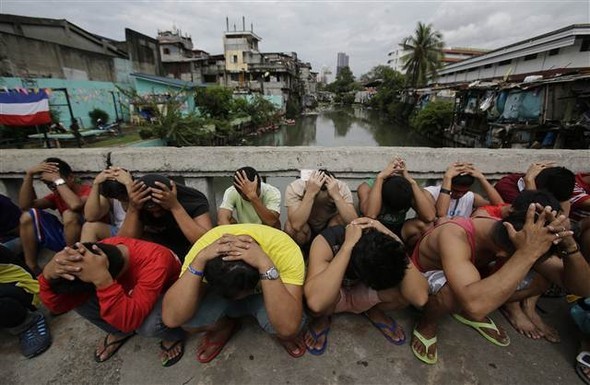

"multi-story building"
[336,52,349,75]
[388,47,486,74]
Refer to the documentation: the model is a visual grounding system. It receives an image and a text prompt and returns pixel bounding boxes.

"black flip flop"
[94,334,134,363]
[160,340,185,367]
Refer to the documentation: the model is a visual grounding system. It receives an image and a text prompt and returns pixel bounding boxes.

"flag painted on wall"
[0,90,51,126]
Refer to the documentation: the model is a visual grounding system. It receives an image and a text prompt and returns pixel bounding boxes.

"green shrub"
[89,108,109,126]
[410,100,453,135]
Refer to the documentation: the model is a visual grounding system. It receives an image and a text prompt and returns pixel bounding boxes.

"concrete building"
[435,24,590,86]
[388,47,486,74]
[0,14,161,83]
[336,52,349,75]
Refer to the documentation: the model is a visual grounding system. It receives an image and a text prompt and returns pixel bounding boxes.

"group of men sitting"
[2,156,590,374]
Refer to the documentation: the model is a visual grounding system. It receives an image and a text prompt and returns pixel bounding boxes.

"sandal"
[160,340,185,367]
[94,333,134,363]
[195,322,240,364]
[304,317,331,356]
[276,335,306,358]
[363,312,406,345]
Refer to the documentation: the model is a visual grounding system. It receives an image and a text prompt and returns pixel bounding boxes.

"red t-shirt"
[42,183,91,214]
[494,173,524,204]
[570,173,590,222]
[39,237,181,333]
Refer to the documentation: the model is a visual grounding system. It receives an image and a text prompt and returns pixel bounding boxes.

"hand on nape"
[44,247,84,281]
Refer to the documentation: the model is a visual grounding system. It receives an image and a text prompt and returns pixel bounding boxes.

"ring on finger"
[555,233,560,238]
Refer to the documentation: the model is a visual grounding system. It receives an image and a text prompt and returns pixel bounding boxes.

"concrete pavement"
[0,296,582,385]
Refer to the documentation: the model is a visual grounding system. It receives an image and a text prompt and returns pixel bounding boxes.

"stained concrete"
[0,297,582,385]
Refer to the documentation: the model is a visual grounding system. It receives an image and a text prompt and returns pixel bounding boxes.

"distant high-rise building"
[336,52,349,76]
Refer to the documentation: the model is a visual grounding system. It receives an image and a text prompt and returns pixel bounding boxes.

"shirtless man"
[410,204,590,364]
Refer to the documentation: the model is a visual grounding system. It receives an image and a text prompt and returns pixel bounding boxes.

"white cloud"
[2,0,588,78]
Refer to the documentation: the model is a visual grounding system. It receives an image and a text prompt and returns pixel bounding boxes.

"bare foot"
[365,307,405,343]
[304,316,331,352]
[410,319,437,363]
[501,302,543,340]
[522,298,560,343]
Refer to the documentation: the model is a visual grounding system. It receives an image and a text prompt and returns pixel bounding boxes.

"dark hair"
[318,168,335,191]
[234,166,261,190]
[491,209,558,256]
[349,229,409,290]
[451,174,475,187]
[49,242,125,294]
[204,256,259,299]
[535,167,575,201]
[381,176,412,212]
[512,190,561,213]
[99,179,128,200]
[137,174,172,208]
[44,157,72,178]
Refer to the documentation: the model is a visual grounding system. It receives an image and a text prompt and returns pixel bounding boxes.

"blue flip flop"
[305,319,331,356]
[364,312,406,345]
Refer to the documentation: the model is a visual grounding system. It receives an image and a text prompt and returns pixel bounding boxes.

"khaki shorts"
[334,282,381,314]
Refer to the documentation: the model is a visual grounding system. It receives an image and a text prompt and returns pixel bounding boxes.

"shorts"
[182,289,306,335]
[29,209,65,251]
[334,282,381,314]
[424,270,447,295]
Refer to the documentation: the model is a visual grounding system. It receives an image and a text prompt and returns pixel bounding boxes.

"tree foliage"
[194,86,234,119]
[410,100,454,135]
[400,22,444,87]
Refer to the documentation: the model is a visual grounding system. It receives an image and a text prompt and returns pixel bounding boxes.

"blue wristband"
[187,265,204,277]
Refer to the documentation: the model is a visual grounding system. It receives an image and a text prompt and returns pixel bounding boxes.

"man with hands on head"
[409,203,590,365]
[217,166,281,228]
[357,157,436,235]
[81,166,133,242]
[19,158,91,274]
[303,217,428,356]
[162,224,306,363]
[118,174,212,261]
[38,237,186,366]
[284,169,358,247]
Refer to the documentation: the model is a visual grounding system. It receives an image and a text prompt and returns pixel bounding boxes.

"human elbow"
[304,293,328,316]
[461,302,488,322]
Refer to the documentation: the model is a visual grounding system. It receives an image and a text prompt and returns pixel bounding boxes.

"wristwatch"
[260,266,280,280]
[53,178,66,187]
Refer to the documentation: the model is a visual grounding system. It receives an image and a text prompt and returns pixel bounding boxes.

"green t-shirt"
[219,182,281,224]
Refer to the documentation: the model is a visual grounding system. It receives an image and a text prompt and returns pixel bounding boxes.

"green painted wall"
[133,78,195,114]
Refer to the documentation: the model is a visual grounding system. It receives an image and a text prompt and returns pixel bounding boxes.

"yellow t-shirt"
[181,224,305,286]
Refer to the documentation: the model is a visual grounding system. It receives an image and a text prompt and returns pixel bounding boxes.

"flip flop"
[304,318,331,356]
[160,340,185,367]
[452,313,510,347]
[276,335,306,358]
[411,328,437,365]
[577,363,590,385]
[363,312,406,345]
[195,322,240,364]
[94,333,134,363]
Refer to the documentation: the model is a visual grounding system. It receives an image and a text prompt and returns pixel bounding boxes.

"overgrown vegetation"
[410,100,454,136]
[325,66,362,105]
[89,108,109,126]
[119,85,279,146]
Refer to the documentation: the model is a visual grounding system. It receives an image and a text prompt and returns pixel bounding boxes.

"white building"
[435,24,590,85]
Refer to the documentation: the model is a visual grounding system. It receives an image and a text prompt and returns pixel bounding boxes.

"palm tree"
[399,22,444,87]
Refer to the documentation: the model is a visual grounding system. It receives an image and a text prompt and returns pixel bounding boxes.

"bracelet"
[559,244,580,258]
[440,188,452,195]
[187,265,204,277]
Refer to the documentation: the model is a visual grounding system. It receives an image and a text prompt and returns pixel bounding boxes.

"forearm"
[19,174,36,209]
[84,185,108,221]
[162,258,207,328]
[562,249,590,296]
[364,178,385,218]
[411,183,436,222]
[435,195,451,218]
[250,198,281,228]
[288,194,316,230]
[459,253,536,318]
[334,200,358,224]
[261,282,303,338]
[480,179,504,205]
[304,249,352,314]
[56,185,84,211]
[117,207,143,238]
[171,207,210,243]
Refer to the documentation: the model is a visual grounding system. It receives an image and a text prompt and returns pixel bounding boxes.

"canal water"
[246,106,434,147]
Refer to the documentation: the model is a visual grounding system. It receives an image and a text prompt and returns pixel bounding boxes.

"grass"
[85,132,142,148]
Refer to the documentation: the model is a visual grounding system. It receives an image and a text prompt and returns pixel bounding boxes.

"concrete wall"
[1,147,588,218]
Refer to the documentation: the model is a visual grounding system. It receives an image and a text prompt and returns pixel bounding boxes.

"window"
[498,59,512,66]
[548,48,559,56]
[163,48,170,55]
[524,53,538,61]
[483,64,493,69]
[232,55,238,63]
[580,38,590,52]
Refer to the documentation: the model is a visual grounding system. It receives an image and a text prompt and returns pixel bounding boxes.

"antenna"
[242,16,245,31]
[226,17,229,31]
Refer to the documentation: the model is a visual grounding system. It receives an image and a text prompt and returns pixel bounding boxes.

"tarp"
[0,90,51,126]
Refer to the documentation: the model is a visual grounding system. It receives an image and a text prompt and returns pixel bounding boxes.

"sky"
[1,0,588,80]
